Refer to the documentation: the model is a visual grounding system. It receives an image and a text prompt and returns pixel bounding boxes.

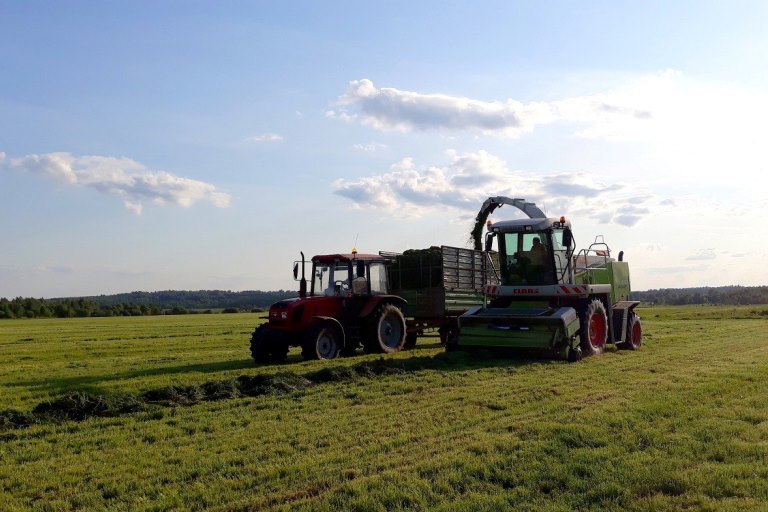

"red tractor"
[250,250,408,363]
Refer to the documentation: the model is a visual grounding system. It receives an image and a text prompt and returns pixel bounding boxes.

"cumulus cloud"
[1,151,231,214]
[247,133,283,142]
[333,150,659,226]
[353,142,388,152]
[327,77,654,138]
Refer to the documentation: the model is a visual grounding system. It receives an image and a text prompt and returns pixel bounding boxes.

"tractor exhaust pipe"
[298,251,307,298]
[299,251,307,298]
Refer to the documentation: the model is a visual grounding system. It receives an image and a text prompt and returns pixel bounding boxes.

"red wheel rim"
[632,321,642,346]
[589,311,606,348]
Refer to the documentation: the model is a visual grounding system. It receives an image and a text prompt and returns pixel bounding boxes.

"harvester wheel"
[250,324,288,364]
[621,313,642,350]
[302,324,342,360]
[579,299,608,356]
[363,304,406,354]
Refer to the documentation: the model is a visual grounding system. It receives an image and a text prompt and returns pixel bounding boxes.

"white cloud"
[353,142,388,152]
[686,249,717,261]
[328,77,654,138]
[247,133,284,142]
[328,71,768,172]
[1,151,231,214]
[333,150,661,226]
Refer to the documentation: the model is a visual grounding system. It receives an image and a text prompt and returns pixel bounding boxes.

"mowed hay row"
[1,308,768,510]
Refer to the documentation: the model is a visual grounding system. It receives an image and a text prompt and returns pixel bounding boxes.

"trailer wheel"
[579,299,607,356]
[440,322,460,351]
[620,313,642,350]
[363,304,406,354]
[439,320,458,345]
[250,324,288,364]
[302,324,342,360]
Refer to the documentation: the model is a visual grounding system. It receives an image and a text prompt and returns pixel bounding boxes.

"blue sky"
[2,1,767,297]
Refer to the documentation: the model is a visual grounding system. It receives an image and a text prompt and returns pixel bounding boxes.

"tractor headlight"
[281,312,288,320]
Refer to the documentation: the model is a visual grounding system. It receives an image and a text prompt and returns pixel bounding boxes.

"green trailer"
[382,245,499,347]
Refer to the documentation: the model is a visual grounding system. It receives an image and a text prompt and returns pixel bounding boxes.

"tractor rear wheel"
[579,299,608,356]
[250,324,288,364]
[302,324,342,360]
[620,313,642,350]
[363,304,406,354]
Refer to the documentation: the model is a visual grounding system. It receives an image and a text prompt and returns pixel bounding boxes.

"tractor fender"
[310,316,346,347]
[357,295,407,319]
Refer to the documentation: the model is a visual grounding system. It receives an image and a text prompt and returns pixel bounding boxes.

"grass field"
[2,306,768,511]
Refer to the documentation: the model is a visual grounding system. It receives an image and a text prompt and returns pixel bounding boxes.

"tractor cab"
[485,217,574,286]
[299,252,390,298]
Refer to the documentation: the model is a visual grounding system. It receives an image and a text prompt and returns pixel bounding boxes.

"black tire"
[302,324,342,360]
[567,345,583,362]
[250,324,288,364]
[363,304,406,354]
[620,313,642,350]
[444,341,460,352]
[404,332,418,349]
[438,320,458,345]
[271,338,290,361]
[579,299,608,356]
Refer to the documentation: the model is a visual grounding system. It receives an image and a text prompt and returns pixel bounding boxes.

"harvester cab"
[456,197,643,361]
[484,216,575,287]
[250,250,407,364]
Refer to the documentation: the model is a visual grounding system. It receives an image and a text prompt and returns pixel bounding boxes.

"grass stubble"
[1,306,767,510]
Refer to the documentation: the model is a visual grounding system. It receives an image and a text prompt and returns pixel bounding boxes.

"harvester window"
[551,229,569,283]
[500,232,556,286]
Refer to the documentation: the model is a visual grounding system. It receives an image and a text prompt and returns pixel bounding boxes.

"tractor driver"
[352,260,367,294]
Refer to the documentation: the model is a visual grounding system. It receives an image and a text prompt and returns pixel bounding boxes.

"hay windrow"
[31,391,148,421]
[1,358,422,429]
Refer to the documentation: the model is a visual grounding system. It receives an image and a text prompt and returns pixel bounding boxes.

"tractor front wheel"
[302,324,342,360]
[579,299,608,356]
[250,324,289,364]
[363,304,406,354]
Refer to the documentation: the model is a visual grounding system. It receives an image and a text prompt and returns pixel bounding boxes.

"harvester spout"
[471,197,547,250]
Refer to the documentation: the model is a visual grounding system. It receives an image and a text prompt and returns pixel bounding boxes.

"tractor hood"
[271,297,302,310]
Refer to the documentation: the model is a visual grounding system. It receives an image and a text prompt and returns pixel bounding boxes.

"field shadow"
[9,338,562,396]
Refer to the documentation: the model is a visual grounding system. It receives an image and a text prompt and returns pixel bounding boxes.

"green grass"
[1,306,768,511]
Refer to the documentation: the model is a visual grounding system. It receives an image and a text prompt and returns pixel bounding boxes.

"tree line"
[631,286,768,306]
[4,286,767,319]
[75,290,297,310]
[0,290,297,320]
[0,297,165,319]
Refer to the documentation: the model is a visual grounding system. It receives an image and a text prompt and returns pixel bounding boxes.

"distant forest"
[0,290,297,319]
[2,286,768,319]
[631,286,768,306]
